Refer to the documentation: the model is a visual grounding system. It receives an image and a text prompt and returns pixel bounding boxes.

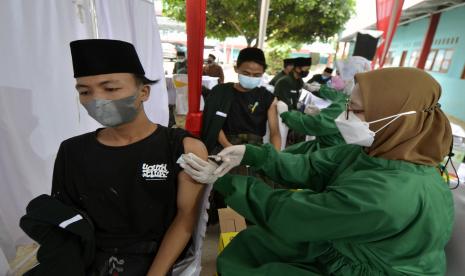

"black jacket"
[20,194,95,276]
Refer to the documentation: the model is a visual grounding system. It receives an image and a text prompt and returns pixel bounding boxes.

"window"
[392,54,402,67]
[408,50,420,67]
[425,49,438,71]
[440,49,454,73]
[432,49,445,72]
[384,51,395,66]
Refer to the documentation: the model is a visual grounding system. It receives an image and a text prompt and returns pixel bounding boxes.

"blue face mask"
[238,74,262,90]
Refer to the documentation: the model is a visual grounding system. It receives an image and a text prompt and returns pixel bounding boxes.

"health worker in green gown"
[181,67,454,276]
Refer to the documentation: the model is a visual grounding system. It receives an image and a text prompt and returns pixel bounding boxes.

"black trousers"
[87,242,173,276]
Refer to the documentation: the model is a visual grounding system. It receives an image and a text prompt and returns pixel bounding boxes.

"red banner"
[185,0,207,136]
[375,0,404,67]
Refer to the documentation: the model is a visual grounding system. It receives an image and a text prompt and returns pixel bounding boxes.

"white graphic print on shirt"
[142,163,169,180]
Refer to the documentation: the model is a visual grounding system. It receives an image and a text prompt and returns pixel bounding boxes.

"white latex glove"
[304,104,320,115]
[214,145,246,177]
[276,100,288,115]
[304,82,321,92]
[179,153,218,184]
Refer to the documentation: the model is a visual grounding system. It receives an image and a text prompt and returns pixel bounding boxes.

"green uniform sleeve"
[241,144,351,191]
[214,172,418,244]
[280,101,344,136]
[318,86,347,102]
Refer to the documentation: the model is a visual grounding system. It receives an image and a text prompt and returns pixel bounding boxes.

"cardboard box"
[217,208,247,254]
[218,207,246,233]
[217,232,239,253]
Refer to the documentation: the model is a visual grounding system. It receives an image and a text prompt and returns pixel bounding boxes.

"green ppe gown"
[282,86,347,155]
[214,144,454,276]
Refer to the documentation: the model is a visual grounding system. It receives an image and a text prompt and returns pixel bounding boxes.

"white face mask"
[238,74,262,89]
[335,110,417,147]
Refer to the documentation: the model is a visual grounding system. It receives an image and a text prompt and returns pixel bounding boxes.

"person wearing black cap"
[53,39,207,276]
[308,67,334,85]
[274,57,311,146]
[274,57,312,110]
[200,47,281,223]
[268,58,294,86]
[201,47,281,153]
[203,53,224,83]
[173,51,187,74]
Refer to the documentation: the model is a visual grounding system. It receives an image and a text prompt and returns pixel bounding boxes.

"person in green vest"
[182,68,454,276]
[274,57,312,146]
[268,58,294,86]
[200,47,281,223]
[274,57,311,111]
[201,47,281,153]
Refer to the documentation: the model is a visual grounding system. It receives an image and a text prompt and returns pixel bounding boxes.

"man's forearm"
[146,213,195,276]
[218,130,233,148]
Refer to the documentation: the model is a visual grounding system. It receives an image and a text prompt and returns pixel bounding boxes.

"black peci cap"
[283,58,294,67]
[70,39,157,84]
[324,67,334,74]
[237,47,267,69]
[293,57,312,67]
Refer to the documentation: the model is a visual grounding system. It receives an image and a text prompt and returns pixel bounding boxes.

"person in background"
[173,51,187,74]
[182,67,454,276]
[165,76,177,127]
[274,57,311,111]
[54,39,207,275]
[274,57,312,146]
[200,47,281,224]
[201,47,281,154]
[203,53,224,84]
[308,67,333,85]
[269,58,294,86]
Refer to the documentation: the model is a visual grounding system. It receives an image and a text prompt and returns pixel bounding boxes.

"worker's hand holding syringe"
[179,145,246,184]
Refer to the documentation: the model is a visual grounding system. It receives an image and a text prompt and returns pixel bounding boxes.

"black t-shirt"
[51,126,191,249]
[222,84,275,137]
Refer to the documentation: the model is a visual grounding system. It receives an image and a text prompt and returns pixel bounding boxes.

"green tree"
[265,42,298,74]
[163,0,355,47]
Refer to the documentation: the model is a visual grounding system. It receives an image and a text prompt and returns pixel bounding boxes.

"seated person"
[202,53,225,84]
[201,47,281,223]
[201,47,281,153]
[308,67,333,85]
[53,39,207,276]
[274,57,312,146]
[268,58,294,86]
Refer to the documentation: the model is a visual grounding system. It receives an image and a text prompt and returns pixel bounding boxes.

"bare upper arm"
[176,138,208,215]
[268,98,279,132]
